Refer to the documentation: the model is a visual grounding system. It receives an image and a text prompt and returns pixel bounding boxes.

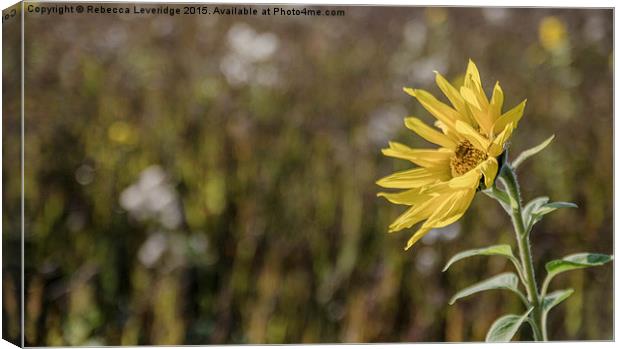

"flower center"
[450,140,487,177]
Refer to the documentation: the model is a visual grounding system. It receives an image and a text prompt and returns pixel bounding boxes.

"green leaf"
[512,134,555,169]
[542,289,574,313]
[522,196,548,227]
[449,273,523,305]
[443,245,515,272]
[528,201,578,228]
[482,187,511,214]
[485,308,533,342]
[545,253,613,279]
[532,201,578,216]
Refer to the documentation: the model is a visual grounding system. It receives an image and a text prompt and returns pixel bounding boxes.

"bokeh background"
[2,3,613,345]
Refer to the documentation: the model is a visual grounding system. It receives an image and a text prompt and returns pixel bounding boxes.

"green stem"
[541,311,549,341]
[540,276,552,300]
[499,165,545,341]
[539,276,552,341]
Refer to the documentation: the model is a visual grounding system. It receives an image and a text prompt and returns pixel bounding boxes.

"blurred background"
[2,4,613,345]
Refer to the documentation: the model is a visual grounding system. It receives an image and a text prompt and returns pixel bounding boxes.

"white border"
[0,1,617,349]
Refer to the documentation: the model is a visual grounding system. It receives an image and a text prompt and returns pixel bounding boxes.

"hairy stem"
[499,165,545,341]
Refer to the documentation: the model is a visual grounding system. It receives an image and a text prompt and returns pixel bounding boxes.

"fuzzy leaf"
[485,308,533,342]
[522,196,549,228]
[528,201,577,228]
[449,273,522,305]
[443,245,514,272]
[512,135,555,169]
[542,289,574,314]
[482,187,511,214]
[532,201,578,216]
[545,253,613,279]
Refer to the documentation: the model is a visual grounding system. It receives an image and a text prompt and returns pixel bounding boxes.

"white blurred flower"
[221,23,280,86]
[138,231,168,268]
[421,229,440,245]
[438,222,461,241]
[120,165,182,229]
[416,247,438,274]
[423,222,461,244]
[220,53,251,85]
[482,8,510,25]
[228,23,279,62]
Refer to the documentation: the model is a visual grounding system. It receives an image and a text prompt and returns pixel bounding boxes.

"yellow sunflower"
[377,60,526,250]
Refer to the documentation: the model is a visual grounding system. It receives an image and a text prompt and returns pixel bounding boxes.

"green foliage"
[482,187,511,214]
[462,162,610,342]
[542,289,574,314]
[525,200,577,231]
[522,196,548,227]
[442,244,516,272]
[545,253,613,280]
[512,135,555,169]
[533,202,578,216]
[485,308,533,342]
[449,273,526,305]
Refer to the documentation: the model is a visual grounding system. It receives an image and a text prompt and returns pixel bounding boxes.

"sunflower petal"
[448,169,482,189]
[488,123,515,157]
[465,59,482,87]
[479,157,499,189]
[455,120,490,151]
[377,187,426,205]
[376,167,449,189]
[434,72,472,122]
[403,88,462,128]
[462,94,494,135]
[404,226,433,250]
[489,82,504,123]
[493,99,527,135]
[388,197,437,232]
[382,142,452,167]
[464,60,489,108]
[404,117,457,149]
[404,189,475,250]
[460,86,482,110]
[434,120,461,142]
[425,190,475,227]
